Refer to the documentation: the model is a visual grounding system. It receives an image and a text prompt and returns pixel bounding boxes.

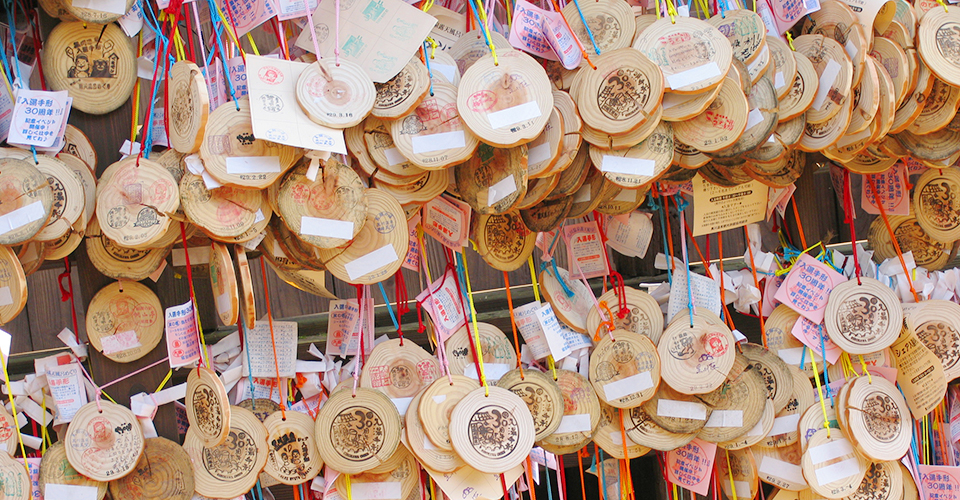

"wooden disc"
[96,157,179,247]
[63,124,98,172]
[799,400,840,452]
[641,383,711,434]
[586,287,663,345]
[448,386,535,473]
[766,305,824,377]
[633,17,732,94]
[62,0,132,23]
[562,0,635,60]
[373,169,448,205]
[550,89,583,174]
[209,242,239,326]
[914,167,960,241]
[455,143,528,214]
[517,174,560,209]
[0,157,53,245]
[65,401,144,482]
[404,392,465,472]
[918,8,960,88]
[526,107,564,179]
[237,399,282,423]
[457,51,554,147]
[845,461,904,500]
[872,38,912,108]
[0,246,26,326]
[661,83,724,124]
[262,411,323,485]
[546,144,591,200]
[567,167,615,219]
[740,342,795,413]
[233,246,256,329]
[672,76,748,152]
[85,281,163,363]
[537,369,601,453]
[323,189,407,285]
[444,323,517,382]
[57,152,97,227]
[361,338,441,400]
[709,9,768,66]
[179,173,262,240]
[334,448,419,499]
[792,34,853,125]
[0,453,28,500]
[577,48,664,135]
[801,428,868,499]
[891,61,935,134]
[717,448,760,500]
[34,155,85,242]
[581,104,665,150]
[755,443,808,491]
[593,402,650,459]
[779,52,819,122]
[625,405,697,451]
[373,57,430,120]
[824,278,904,354]
[277,156,366,249]
[589,330,660,408]
[869,213,951,270]
[903,300,960,380]
[363,117,427,179]
[590,121,674,188]
[84,217,168,280]
[594,184,649,215]
[427,51,461,86]
[471,211,536,272]
[367,441,412,475]
[108,437,194,500]
[658,314,735,395]
[496,369,565,442]
[798,96,853,152]
[901,462,918,500]
[38,0,75,20]
[712,73,780,159]
[909,77,960,135]
[42,22,136,114]
[296,59,376,128]
[184,406,268,499]
[448,30,512,75]
[520,196,572,232]
[718,398,776,450]
[696,355,766,443]
[539,266,594,333]
[168,61,210,154]
[389,81,479,170]
[39,442,107,500]
[199,98,302,189]
[186,366,231,448]
[769,37,798,100]
[316,387,402,474]
[762,365,814,448]
[844,376,911,461]
[417,375,480,452]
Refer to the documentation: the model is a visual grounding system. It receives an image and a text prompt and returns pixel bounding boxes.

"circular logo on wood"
[917,321,960,371]
[269,431,314,481]
[667,330,697,361]
[894,221,948,266]
[482,214,528,261]
[918,180,960,230]
[597,68,651,121]
[467,405,520,459]
[202,429,258,480]
[192,384,224,437]
[375,68,415,109]
[936,23,960,64]
[331,406,386,461]
[836,296,890,345]
[861,391,901,443]
[508,382,554,435]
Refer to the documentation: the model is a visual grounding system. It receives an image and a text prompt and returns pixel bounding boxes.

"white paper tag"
[528,142,553,165]
[555,414,593,434]
[432,63,457,83]
[657,399,707,420]
[602,372,654,402]
[809,438,855,464]
[704,410,743,428]
[300,217,355,239]
[225,156,282,174]
[745,108,764,131]
[812,60,842,111]
[768,414,801,436]
[71,0,127,14]
[383,148,407,166]
[815,458,861,486]
[759,457,807,486]
[0,287,11,307]
[217,292,231,315]
[487,175,517,206]
[431,394,446,404]
[391,397,413,417]
[778,347,805,365]
[601,156,655,176]
[100,330,141,355]
[775,72,785,89]
[666,62,722,90]
[345,245,399,280]
[464,363,512,382]
[573,187,591,204]
[0,201,45,235]
[487,101,542,129]
[411,131,466,154]
[44,484,99,500]
[351,482,403,499]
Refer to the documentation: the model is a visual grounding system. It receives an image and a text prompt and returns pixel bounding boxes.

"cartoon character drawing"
[65,40,118,80]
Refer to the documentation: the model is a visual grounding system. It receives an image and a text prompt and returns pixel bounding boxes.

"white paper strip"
[666,62,722,90]
[528,142,553,165]
[657,399,707,420]
[603,372,654,401]
[44,484,99,500]
[487,101,542,129]
[601,156,656,176]
[809,438,855,464]
[759,457,806,486]
[0,201,45,236]
[464,363,512,382]
[487,175,517,206]
[705,410,743,428]
[344,245,399,280]
[768,414,801,436]
[300,217,355,239]
[391,397,413,417]
[745,108,764,131]
[226,156,282,174]
[556,414,593,434]
[815,458,861,486]
[350,482,403,499]
[778,347,805,365]
[812,60,842,111]
[411,131,466,154]
[384,148,407,166]
[0,287,11,307]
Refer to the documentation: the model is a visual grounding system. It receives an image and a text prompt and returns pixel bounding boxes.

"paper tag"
[745,108,765,131]
[390,397,413,417]
[809,438,854,463]
[812,60,843,111]
[416,270,466,342]
[100,330,141,355]
[601,156,656,176]
[351,482,403,499]
[563,221,610,280]
[768,414,801,436]
[606,212,654,258]
[666,270,723,323]
[411,130,465,153]
[487,101,542,130]
[666,62,722,90]
[775,72,785,88]
[0,201,46,236]
[536,303,577,361]
[0,288,11,307]
[165,301,200,368]
[774,253,845,324]
[514,301,550,359]
[44,484,98,500]
[528,142,553,166]
[541,12,582,69]
[555,414,592,433]
[222,0,278,36]
[242,320,298,378]
[603,372,654,402]
[759,457,806,486]
[277,0,320,20]
[692,177,768,236]
[815,458,861,486]
[345,245,399,280]
[225,156,282,174]
[657,399,707,420]
[7,90,70,148]
[508,0,561,60]
[431,63,458,83]
[46,363,86,424]
[487,175,518,206]
[704,410,743,428]
[666,439,716,496]
[892,323,947,419]
[300,217,355,239]
[465,363,512,382]
[791,317,842,364]
[861,163,910,216]
[423,195,471,250]
[778,347,805,365]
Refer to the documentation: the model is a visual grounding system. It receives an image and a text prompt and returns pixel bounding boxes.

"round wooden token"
[168,61,210,154]
[520,196,572,232]
[448,30,512,75]
[42,22,135,114]
[539,266,594,333]
[892,57,934,131]
[444,323,517,381]
[661,83,724,124]
[38,0,75,20]
[845,57,881,136]
[799,96,853,152]
[517,174,560,209]
[0,246,26,326]
[84,217,169,281]
[316,387,402,474]
[455,143,528,214]
[390,81,479,170]
[625,405,697,451]
[277,156,366,249]
[233,245,256,328]
[918,8,960,88]
[546,144,590,200]
[96,157,179,248]
[581,103,665,150]
[674,140,712,169]
[323,189,407,285]
[740,342,795,413]
[373,170,447,206]
[471,211,536,272]
[62,0,132,23]
[915,167,960,241]
[262,411,323,485]
[537,369,601,454]
[85,281,163,363]
[417,375,480,452]
[869,214,951,270]
[184,406,268,498]
[762,365,814,448]
[712,73,780,159]
[844,376,911,461]
[799,400,840,452]
[672,76,748,153]
[427,51,461,86]
[209,243,239,326]
[448,386,535,473]
[335,448,418,499]
[64,401,145,482]
[577,48,664,135]
[872,38,912,108]
[709,9,768,66]
[586,287,663,345]
[765,305,823,377]
[39,442,107,499]
[361,338,441,399]
[590,121,674,188]
[845,461,904,500]
[199,98,302,188]
[843,146,898,174]
[373,57,430,120]
[696,355,766,443]
[363,117,427,179]
[63,124,98,173]
[769,38,798,100]
[57,152,96,225]
[792,34,853,125]
[33,155,84,242]
[589,330,660,408]
[717,448,759,500]
[593,402,650,459]
[903,300,960,380]
[526,108,564,178]
[550,89,583,174]
[594,184,649,215]
[779,52,819,122]
[747,149,806,188]
[0,157,53,246]
[909,77,960,135]
[266,264,337,300]
[901,462,918,500]
[755,443,808,491]
[496,369,565,441]
[824,278,904,354]
[179,173,263,240]
[641,383,711,434]
[238,399,281,423]
[367,442,412,475]
[15,240,45,278]
[296,59,376,128]
[186,366,231,448]
[405,392,465,472]
[566,168,616,220]
[0,453,28,500]
[718,398,776,450]
[108,437,194,500]
[658,314,736,395]
[562,0,635,59]
[457,51,554,147]
[801,428,868,499]
[633,17,732,94]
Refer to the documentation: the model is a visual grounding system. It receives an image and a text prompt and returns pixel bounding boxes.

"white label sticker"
[809,438,855,464]
[768,414,801,436]
[845,40,858,60]
[815,458,861,486]
[657,399,707,420]
[411,131,466,154]
[225,156,282,174]
[759,457,807,486]
[601,156,656,176]
[384,148,407,166]
[666,62,722,90]
[705,410,743,428]
[602,372,654,402]
[573,187,591,204]
[748,47,769,74]
[432,63,457,83]
[216,292,231,315]
[778,347,805,365]
[344,245,399,280]
[351,482,403,499]
[431,394,446,404]
[300,217,355,239]
[812,60,843,111]
[662,91,696,110]
[487,175,518,206]
[556,413,593,434]
[775,72,785,89]
[0,201,45,235]
[745,108,765,131]
[487,101,542,129]
[44,484,99,500]
[0,287,11,307]
[528,142,554,165]
[71,0,127,14]
[464,363,512,382]
[391,397,413,417]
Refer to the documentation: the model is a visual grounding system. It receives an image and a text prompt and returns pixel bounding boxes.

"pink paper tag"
[771,0,819,34]
[204,59,227,112]
[829,163,852,217]
[904,157,927,175]
[790,317,842,364]
[774,253,846,324]
[666,438,716,496]
[164,301,201,368]
[226,56,249,98]
[541,15,582,69]
[101,330,141,356]
[423,195,471,250]
[509,0,558,60]
[862,163,910,216]
[222,0,280,36]
[415,269,466,342]
[563,220,609,280]
[761,273,784,317]
[919,464,960,500]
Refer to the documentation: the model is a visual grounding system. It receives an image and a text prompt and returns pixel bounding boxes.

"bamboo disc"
[323,189,407,285]
[717,448,759,500]
[521,196,572,232]
[517,174,560,209]
[626,405,697,451]
[418,375,481,452]
[657,314,736,395]
[238,399,281,423]
[64,401,144,482]
[39,442,107,499]
[404,393,465,472]
[96,156,179,248]
[539,266,594,333]
[185,366,231,448]
[107,437,194,500]
[363,117,427,179]
[791,34,853,125]
[471,211,536,272]
[801,429,868,499]
[844,376,911,461]
[496,369,565,441]
[0,246,26,325]
[709,9,768,66]
[590,121,674,188]
[593,402,650,459]
[755,443,808,491]
[448,386,535,473]
[276,157,366,249]
[427,51,461,87]
[740,343,795,413]
[581,104,665,150]
[586,288,663,344]
[871,38,912,108]
[199,98,302,188]
[184,406,268,498]
[296,59,376,128]
[168,61,210,154]
[233,246,256,328]
[779,52,819,122]
[537,369,601,453]
[360,338,441,399]
[674,141,712,169]
[577,48,664,136]
[85,281,163,363]
[718,399,776,450]
[918,8,960,88]
[589,330,660,408]
[32,156,83,242]
[262,411,323,485]
[444,323,517,381]
[448,30,512,75]
[455,143,528,214]
[633,17,732,94]
[550,89,583,175]
[762,365,814,448]
[640,384,711,434]
[42,22,135,114]
[0,157,53,245]
[696,356,766,443]
[562,0,636,59]
[335,449,418,499]
[903,300,960,380]
[63,124,98,172]
[594,184,649,215]
[390,82,479,170]
[373,58,430,120]
[546,144,590,200]
[770,38,798,100]
[798,97,853,152]
[209,242,238,326]
[179,174,261,240]
[316,387,402,474]
[457,51,554,147]
[526,108,564,179]
[869,214,951,270]
[672,76,748,153]
[824,278,903,354]
[84,218,168,280]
